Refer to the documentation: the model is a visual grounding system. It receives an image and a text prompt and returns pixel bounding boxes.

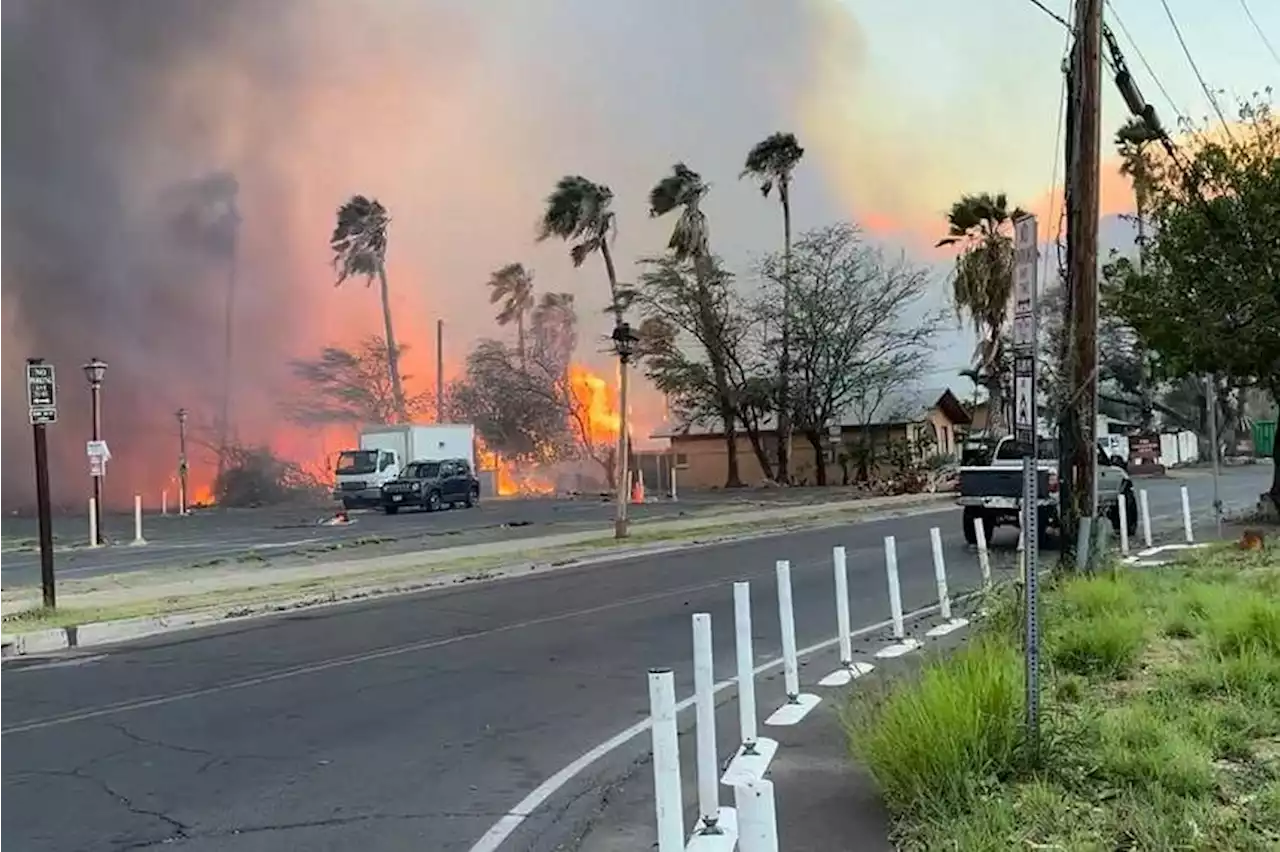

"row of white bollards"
[86,494,153,548]
[650,527,970,851]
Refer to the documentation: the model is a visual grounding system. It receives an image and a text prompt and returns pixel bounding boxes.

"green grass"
[844,545,1280,851]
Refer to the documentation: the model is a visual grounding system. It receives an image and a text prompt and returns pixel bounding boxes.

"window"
[336,450,378,475]
[406,462,441,479]
[456,461,471,475]
[674,453,689,470]
[379,452,396,471]
[995,438,1060,461]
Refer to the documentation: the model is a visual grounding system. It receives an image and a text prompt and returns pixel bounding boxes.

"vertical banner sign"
[1012,215,1041,749]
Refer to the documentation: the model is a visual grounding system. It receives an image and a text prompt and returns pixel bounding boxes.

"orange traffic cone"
[631,472,645,504]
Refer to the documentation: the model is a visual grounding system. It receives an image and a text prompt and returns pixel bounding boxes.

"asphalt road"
[0,472,1260,852]
[1,467,1268,587]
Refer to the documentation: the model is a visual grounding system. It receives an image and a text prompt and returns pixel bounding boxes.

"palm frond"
[330,194,389,286]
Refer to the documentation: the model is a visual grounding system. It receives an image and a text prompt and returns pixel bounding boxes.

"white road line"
[466,600,954,852]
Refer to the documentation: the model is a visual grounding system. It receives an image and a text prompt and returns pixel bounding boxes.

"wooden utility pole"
[436,319,445,422]
[1062,0,1104,567]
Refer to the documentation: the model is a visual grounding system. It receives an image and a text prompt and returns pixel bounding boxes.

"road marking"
[466,601,955,852]
[3,559,848,735]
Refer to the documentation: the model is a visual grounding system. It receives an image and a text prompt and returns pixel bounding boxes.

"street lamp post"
[82,358,108,545]
[176,408,189,515]
[612,321,639,540]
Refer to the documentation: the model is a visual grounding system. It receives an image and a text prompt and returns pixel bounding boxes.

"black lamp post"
[611,321,639,539]
[176,408,189,515]
[82,358,108,544]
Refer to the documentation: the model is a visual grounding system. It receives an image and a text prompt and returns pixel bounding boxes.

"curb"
[0,496,955,659]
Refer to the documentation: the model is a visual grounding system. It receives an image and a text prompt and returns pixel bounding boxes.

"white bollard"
[930,527,951,620]
[765,561,822,727]
[670,466,678,501]
[875,535,921,659]
[1139,488,1153,548]
[161,489,168,516]
[973,516,992,589]
[819,547,875,688]
[775,562,800,699]
[723,583,779,786]
[734,778,779,852]
[647,668,684,852]
[1118,493,1130,555]
[132,494,147,545]
[88,497,100,548]
[884,537,904,639]
[692,613,722,834]
[1181,485,1194,543]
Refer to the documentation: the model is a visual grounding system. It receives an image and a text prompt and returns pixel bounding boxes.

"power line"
[1239,0,1280,68]
[1022,0,1072,30]
[1103,1,1188,127]
[1158,0,1236,140]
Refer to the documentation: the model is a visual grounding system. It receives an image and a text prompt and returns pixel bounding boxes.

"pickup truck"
[957,435,1138,547]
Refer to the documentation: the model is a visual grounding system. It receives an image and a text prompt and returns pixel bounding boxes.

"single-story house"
[650,387,972,488]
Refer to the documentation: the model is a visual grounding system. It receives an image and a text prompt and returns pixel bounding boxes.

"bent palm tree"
[331,195,407,421]
[487,262,536,365]
[742,132,805,483]
[937,192,1025,436]
[649,163,743,487]
[537,175,632,536]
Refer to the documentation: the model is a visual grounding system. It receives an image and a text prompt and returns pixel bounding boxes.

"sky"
[2,0,1276,506]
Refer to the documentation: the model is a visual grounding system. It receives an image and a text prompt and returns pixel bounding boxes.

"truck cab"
[335,448,402,509]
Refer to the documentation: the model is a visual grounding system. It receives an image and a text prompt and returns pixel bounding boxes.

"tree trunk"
[377,262,408,421]
[692,253,743,489]
[806,431,828,485]
[776,186,793,484]
[721,409,744,488]
[739,420,775,483]
[517,315,526,368]
[598,237,629,537]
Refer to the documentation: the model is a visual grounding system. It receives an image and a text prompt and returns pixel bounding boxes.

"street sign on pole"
[1012,214,1041,753]
[27,362,58,425]
[87,440,112,477]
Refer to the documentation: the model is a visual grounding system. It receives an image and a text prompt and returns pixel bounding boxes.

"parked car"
[379,458,480,515]
[956,436,1138,547]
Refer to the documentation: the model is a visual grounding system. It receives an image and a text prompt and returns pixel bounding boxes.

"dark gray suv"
[379,458,480,515]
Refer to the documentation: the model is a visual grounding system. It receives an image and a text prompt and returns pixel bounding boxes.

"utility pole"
[1063,0,1103,568]
[176,408,189,515]
[436,319,445,422]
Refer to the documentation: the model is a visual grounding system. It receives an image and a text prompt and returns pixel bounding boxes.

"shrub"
[1096,705,1215,796]
[1049,614,1147,679]
[844,637,1023,817]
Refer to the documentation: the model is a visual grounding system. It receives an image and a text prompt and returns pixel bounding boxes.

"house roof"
[651,386,972,439]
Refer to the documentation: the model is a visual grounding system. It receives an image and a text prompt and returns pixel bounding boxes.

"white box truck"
[334,424,475,508]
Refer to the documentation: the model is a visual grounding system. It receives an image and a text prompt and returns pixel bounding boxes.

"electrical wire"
[1158,0,1237,141]
[1103,0,1189,129]
[1239,0,1280,68]
[1022,0,1072,30]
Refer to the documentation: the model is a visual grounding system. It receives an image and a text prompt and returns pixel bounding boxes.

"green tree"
[936,192,1026,436]
[330,195,407,421]
[742,132,805,483]
[648,163,743,487]
[529,291,578,377]
[1106,94,1280,505]
[1115,117,1163,427]
[487,262,536,365]
[287,337,431,426]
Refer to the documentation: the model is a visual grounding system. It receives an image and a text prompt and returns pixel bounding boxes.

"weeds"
[849,545,1280,851]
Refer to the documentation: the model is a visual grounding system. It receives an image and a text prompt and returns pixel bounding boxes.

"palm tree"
[1116,117,1161,429]
[742,132,805,483]
[937,192,1026,436]
[649,163,744,488]
[330,195,406,421]
[537,175,632,537]
[487,262,536,365]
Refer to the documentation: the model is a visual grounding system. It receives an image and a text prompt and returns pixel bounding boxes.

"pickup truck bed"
[958,466,1055,499]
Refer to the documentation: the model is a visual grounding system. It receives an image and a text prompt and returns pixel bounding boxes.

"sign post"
[1013,215,1041,753]
[27,359,58,610]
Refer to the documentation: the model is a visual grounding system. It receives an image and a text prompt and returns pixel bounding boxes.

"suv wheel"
[425,490,442,512]
[465,487,478,508]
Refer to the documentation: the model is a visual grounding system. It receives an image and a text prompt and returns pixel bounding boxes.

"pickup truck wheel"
[384,505,399,515]
[962,508,980,545]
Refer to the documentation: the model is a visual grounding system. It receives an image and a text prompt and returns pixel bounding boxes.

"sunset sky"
[3,0,1277,499]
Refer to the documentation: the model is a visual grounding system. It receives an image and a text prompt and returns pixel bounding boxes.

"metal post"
[177,408,189,515]
[883,536,905,640]
[436,318,445,422]
[692,613,721,833]
[89,382,104,544]
[1022,456,1041,755]
[776,560,800,700]
[88,497,99,548]
[733,582,759,752]
[1181,485,1194,543]
[615,348,631,539]
[33,421,56,609]
[647,668,684,852]
[1206,375,1223,539]
[1139,488,1153,548]
[132,494,146,545]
